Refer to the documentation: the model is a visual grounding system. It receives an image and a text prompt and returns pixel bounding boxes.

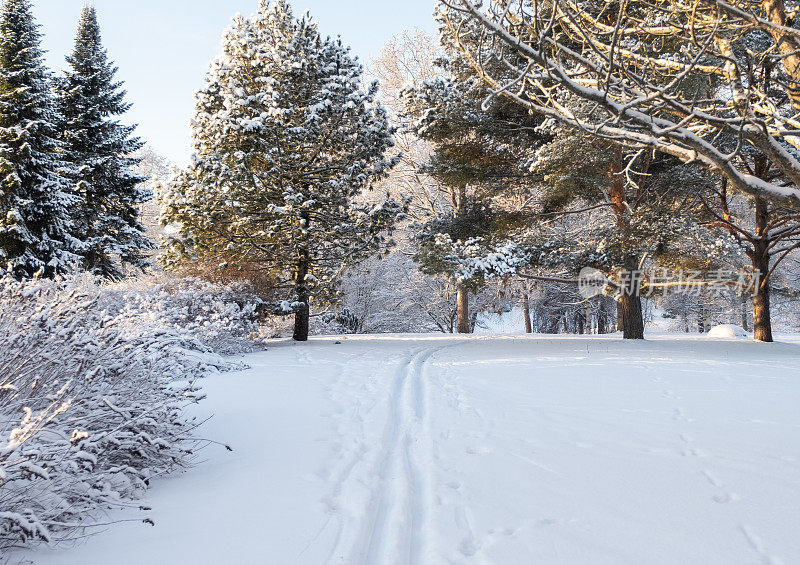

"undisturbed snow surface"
[25,335,800,564]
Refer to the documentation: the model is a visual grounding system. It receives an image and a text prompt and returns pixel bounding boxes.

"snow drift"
[707,324,749,338]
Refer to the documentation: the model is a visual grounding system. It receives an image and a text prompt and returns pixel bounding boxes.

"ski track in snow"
[19,334,800,565]
[323,344,454,565]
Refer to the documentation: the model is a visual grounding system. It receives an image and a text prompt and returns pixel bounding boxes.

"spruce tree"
[57,5,152,278]
[0,0,74,278]
[162,0,400,341]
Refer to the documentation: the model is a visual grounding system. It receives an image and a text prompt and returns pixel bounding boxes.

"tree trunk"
[753,282,772,342]
[697,303,705,333]
[752,197,773,343]
[293,253,310,342]
[741,296,750,332]
[456,282,470,334]
[619,291,645,340]
[585,302,593,334]
[597,298,607,334]
[522,293,532,333]
[751,248,773,342]
[609,147,645,339]
[575,311,584,334]
[547,315,559,334]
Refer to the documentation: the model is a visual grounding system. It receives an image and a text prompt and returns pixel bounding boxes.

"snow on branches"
[422,233,530,282]
[0,274,261,549]
[161,0,403,341]
[438,0,800,201]
[56,5,154,278]
[0,0,76,278]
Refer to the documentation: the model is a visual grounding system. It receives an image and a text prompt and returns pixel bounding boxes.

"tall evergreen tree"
[161,0,401,341]
[57,5,152,278]
[402,44,544,333]
[0,0,74,278]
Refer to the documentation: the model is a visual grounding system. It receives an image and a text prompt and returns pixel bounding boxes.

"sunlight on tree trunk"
[752,197,774,343]
[457,282,470,334]
[522,293,532,334]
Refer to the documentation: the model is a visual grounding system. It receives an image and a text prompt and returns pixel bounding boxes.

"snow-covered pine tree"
[162,0,401,341]
[0,0,75,278]
[401,33,545,334]
[57,5,152,278]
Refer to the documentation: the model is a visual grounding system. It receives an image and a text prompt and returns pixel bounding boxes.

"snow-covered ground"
[23,335,800,564]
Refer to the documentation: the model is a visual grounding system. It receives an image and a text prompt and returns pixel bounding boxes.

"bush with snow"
[0,274,261,550]
[106,276,263,356]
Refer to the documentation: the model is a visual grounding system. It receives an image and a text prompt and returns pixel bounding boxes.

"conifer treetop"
[0,0,75,277]
[162,0,402,329]
[56,3,152,279]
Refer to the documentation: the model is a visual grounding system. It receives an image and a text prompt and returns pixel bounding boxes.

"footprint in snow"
[536,519,559,527]
[673,408,694,423]
[713,492,740,504]
[740,525,784,564]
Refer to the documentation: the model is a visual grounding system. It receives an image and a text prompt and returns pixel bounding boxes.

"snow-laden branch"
[439,0,800,201]
[0,274,262,549]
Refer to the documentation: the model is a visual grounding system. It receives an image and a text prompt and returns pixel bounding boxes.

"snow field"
[24,335,800,564]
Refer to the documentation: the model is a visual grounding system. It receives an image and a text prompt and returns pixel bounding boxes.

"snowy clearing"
[24,335,800,564]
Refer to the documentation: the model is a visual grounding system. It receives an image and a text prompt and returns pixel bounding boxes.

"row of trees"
[160,0,800,343]
[378,0,800,343]
[0,0,150,280]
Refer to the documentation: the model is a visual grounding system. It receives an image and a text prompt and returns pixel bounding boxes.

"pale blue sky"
[32,1,438,165]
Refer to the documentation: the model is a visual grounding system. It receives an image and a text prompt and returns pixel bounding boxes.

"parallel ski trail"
[18,336,800,565]
[344,345,446,565]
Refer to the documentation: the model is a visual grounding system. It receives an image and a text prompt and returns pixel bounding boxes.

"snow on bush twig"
[0,273,261,550]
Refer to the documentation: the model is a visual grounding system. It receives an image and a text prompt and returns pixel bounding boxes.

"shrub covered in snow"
[105,276,263,356]
[0,274,261,550]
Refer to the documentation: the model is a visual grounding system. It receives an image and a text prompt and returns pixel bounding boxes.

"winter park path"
[25,335,800,564]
